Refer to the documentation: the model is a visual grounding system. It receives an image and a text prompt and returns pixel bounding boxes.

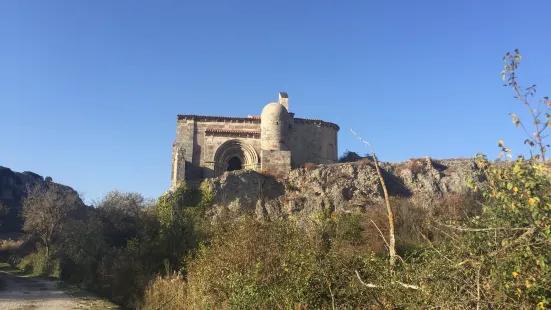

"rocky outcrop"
[204,157,479,220]
[0,166,83,232]
[0,167,44,201]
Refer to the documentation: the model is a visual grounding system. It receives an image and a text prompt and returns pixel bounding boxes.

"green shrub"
[17,247,60,277]
[142,212,384,309]
[53,187,212,308]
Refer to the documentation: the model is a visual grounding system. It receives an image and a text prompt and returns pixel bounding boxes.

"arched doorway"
[227,157,242,171]
[213,140,259,176]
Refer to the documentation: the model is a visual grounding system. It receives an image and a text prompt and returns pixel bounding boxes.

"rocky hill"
[204,157,480,220]
[0,166,83,232]
[2,157,480,232]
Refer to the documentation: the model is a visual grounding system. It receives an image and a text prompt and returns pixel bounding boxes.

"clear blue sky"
[1,0,550,203]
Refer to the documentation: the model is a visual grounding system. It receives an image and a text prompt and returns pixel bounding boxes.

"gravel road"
[0,270,119,310]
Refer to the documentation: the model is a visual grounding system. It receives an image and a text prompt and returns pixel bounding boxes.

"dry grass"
[394,158,425,175]
[140,273,188,310]
[0,239,23,253]
[0,235,37,267]
[0,239,24,265]
[303,162,317,171]
[358,157,372,165]
[433,192,481,221]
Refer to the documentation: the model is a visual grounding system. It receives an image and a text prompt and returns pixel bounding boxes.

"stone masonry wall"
[261,150,291,178]
[171,147,186,187]
[173,115,338,184]
[260,103,290,151]
[289,121,338,167]
[174,119,261,164]
[174,118,261,183]
[202,136,261,178]
[173,119,196,181]
[194,120,261,167]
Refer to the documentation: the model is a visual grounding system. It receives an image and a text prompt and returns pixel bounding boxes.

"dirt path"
[0,270,119,310]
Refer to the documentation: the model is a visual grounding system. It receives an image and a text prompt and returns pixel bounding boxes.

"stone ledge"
[177,114,261,123]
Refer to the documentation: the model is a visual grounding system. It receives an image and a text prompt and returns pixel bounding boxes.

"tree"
[500,49,551,161]
[94,190,150,247]
[443,50,551,308]
[350,130,397,267]
[21,183,81,259]
[156,183,210,269]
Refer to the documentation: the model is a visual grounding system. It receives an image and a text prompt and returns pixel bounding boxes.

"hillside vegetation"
[1,50,550,309]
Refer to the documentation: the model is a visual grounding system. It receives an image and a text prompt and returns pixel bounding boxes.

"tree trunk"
[350,129,397,266]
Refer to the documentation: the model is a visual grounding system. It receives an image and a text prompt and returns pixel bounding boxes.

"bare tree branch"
[370,219,390,250]
[350,129,398,267]
[436,222,531,232]
[355,270,420,290]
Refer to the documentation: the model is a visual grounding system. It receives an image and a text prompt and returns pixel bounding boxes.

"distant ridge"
[0,166,84,233]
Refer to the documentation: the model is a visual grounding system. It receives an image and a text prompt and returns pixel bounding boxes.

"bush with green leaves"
[155,182,212,271]
[21,183,84,260]
[54,185,214,308]
[57,191,159,306]
[17,246,60,277]
[142,206,447,310]
[369,49,551,309]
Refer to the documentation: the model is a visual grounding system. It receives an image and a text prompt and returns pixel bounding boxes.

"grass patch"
[0,262,29,276]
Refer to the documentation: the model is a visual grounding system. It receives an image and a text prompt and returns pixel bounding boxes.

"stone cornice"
[293,118,340,131]
[177,114,339,130]
[177,114,261,123]
[205,128,261,138]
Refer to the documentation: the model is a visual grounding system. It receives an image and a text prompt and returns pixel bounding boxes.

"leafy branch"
[501,49,551,161]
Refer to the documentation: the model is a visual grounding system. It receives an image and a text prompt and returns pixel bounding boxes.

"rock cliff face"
[0,166,83,232]
[204,157,479,220]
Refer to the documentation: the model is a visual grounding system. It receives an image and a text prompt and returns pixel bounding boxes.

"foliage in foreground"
[139,158,550,310]
[7,153,549,309]
[142,212,375,309]
[6,161,550,309]
[141,49,551,310]
[2,184,210,308]
[3,49,550,309]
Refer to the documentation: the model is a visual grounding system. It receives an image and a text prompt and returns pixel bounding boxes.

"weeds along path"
[0,268,118,310]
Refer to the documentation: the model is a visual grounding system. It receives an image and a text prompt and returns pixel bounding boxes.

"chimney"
[278,92,289,111]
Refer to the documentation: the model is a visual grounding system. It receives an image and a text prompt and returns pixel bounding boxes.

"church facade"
[171,92,339,187]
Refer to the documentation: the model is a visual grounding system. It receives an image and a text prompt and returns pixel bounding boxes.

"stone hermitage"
[171,92,340,187]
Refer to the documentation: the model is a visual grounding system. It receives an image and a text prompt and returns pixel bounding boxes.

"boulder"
[204,157,479,221]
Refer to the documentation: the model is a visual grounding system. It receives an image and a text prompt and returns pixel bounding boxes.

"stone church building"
[171,92,339,187]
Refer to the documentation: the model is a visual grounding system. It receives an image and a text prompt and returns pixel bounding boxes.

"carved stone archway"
[213,140,259,176]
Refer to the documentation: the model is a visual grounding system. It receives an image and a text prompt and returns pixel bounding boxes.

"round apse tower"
[260,102,290,151]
